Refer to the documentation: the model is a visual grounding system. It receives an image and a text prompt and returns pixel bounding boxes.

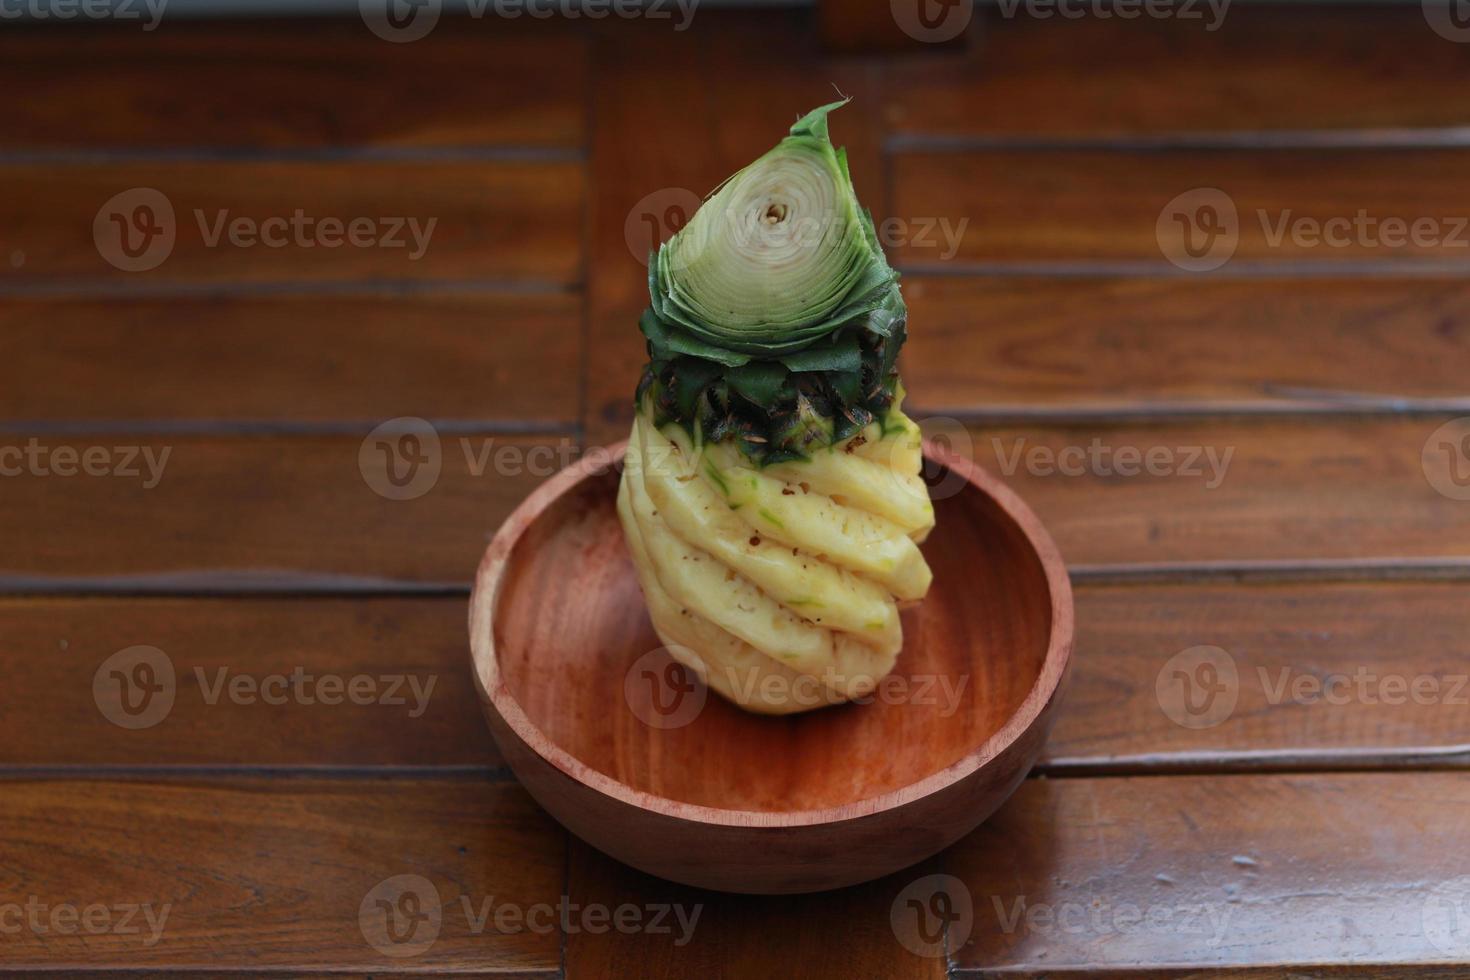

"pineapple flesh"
[617,394,933,714]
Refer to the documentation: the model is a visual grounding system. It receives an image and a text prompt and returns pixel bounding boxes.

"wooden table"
[3,5,1468,975]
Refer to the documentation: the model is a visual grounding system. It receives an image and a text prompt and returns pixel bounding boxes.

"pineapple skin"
[617,406,934,715]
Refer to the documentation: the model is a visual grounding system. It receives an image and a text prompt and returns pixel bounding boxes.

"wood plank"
[9,417,1460,583]
[956,417,1470,565]
[13,581,1463,773]
[1050,581,1470,772]
[565,837,946,980]
[3,161,581,283]
[0,433,571,584]
[885,7,1470,139]
[892,149,1470,266]
[0,20,587,150]
[901,276,1470,414]
[944,772,1470,973]
[31,975,549,980]
[584,12,890,446]
[0,597,498,768]
[0,293,580,427]
[0,778,562,972]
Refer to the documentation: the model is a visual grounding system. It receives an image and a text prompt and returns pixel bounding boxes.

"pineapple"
[616,100,935,714]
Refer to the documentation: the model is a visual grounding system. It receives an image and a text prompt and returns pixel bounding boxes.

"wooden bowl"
[469,439,1072,894]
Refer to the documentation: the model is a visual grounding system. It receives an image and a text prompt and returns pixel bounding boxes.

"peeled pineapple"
[617,398,933,714]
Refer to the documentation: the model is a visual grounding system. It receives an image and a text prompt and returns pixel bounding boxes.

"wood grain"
[944,772,1470,972]
[0,293,581,427]
[583,11,891,446]
[0,21,587,150]
[1050,581,1470,772]
[566,837,947,979]
[10,417,1459,584]
[901,276,1470,414]
[0,778,563,972]
[0,597,498,768]
[0,433,570,584]
[885,7,1470,139]
[2,161,582,283]
[956,417,1470,565]
[13,580,1464,774]
[892,149,1470,266]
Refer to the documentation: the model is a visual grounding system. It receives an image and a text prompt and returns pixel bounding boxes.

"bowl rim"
[469,437,1073,829]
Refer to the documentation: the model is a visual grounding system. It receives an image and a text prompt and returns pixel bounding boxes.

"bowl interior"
[491,456,1055,813]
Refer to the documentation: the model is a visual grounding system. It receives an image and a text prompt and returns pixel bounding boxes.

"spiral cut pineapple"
[617,99,935,714]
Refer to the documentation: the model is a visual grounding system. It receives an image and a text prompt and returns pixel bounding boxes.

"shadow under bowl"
[469,440,1072,894]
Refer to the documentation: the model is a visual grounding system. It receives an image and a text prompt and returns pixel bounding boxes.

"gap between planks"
[886,127,1470,153]
[3,755,1468,784]
[4,557,1469,598]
